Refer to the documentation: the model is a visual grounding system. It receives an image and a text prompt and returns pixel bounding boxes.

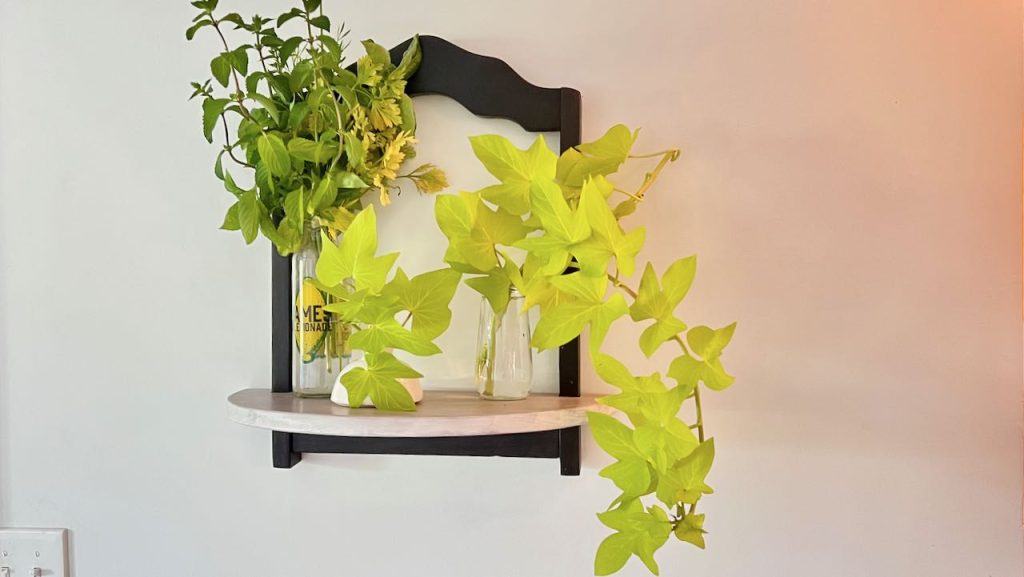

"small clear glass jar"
[292,224,349,397]
[475,287,533,400]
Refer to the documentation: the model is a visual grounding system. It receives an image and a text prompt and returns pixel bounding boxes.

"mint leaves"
[188,5,447,255]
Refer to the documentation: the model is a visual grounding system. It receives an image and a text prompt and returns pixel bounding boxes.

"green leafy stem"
[313,204,461,410]
[432,125,737,576]
[187,0,447,255]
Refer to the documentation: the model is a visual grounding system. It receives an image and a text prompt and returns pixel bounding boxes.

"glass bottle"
[292,224,349,397]
[475,287,533,400]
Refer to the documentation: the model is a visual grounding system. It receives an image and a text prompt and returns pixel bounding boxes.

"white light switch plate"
[0,528,69,577]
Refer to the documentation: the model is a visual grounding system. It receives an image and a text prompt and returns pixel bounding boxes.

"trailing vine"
[432,126,737,575]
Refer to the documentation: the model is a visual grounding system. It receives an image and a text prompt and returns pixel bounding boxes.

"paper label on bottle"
[294,277,330,363]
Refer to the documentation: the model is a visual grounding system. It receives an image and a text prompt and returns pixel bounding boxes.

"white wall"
[1,1,1021,575]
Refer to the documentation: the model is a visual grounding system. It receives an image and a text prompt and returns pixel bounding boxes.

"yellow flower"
[374,131,415,188]
[368,98,402,131]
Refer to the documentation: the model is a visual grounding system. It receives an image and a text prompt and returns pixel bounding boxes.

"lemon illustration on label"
[294,278,330,363]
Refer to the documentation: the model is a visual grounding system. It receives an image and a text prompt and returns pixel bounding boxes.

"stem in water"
[484,313,501,397]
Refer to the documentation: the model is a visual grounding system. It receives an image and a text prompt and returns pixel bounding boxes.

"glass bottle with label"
[292,225,349,397]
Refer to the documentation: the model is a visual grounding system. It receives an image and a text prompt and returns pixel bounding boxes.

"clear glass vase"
[475,287,533,400]
[292,225,350,397]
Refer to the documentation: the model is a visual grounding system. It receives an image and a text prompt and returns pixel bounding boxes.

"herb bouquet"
[187,0,447,395]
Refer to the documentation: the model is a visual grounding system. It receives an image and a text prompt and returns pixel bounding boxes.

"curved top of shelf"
[228,389,609,438]
[389,35,579,134]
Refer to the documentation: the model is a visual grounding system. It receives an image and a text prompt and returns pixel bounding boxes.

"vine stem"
[608,274,638,299]
[628,149,680,160]
[633,150,680,200]
[205,10,266,189]
[483,312,499,397]
[606,271,707,520]
[211,21,242,88]
[612,187,644,201]
[608,275,705,440]
[220,113,254,168]
[253,19,271,77]
[600,149,680,207]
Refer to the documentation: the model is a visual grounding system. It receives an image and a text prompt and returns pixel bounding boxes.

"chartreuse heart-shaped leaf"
[435,192,477,239]
[588,412,641,460]
[463,201,529,270]
[382,268,461,339]
[452,236,498,271]
[470,134,556,215]
[667,323,737,391]
[516,179,591,275]
[316,205,398,292]
[323,289,398,325]
[519,270,569,316]
[592,352,636,390]
[529,179,590,244]
[588,294,629,353]
[638,317,687,359]
[474,201,530,245]
[531,300,599,350]
[629,264,674,321]
[576,124,638,166]
[628,257,698,357]
[465,270,512,315]
[657,439,715,506]
[572,176,645,277]
[436,189,528,292]
[599,458,652,499]
[551,272,607,301]
[340,351,421,411]
[594,532,633,577]
[558,124,638,191]
[435,192,506,272]
[687,323,736,360]
[532,274,627,351]
[635,418,699,473]
[662,255,697,305]
[348,318,440,356]
[594,499,672,576]
[598,371,693,430]
[674,513,707,549]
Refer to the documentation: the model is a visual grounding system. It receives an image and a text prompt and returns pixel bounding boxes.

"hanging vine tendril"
[433,126,737,576]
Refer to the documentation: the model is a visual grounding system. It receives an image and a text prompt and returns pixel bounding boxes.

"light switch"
[0,528,68,577]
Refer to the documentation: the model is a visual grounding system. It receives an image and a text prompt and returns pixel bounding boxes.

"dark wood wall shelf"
[253,35,583,475]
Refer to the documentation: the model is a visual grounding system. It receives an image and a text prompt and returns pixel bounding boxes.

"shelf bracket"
[558,426,581,476]
[272,431,301,469]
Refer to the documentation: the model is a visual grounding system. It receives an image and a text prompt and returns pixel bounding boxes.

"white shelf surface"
[227,388,610,438]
